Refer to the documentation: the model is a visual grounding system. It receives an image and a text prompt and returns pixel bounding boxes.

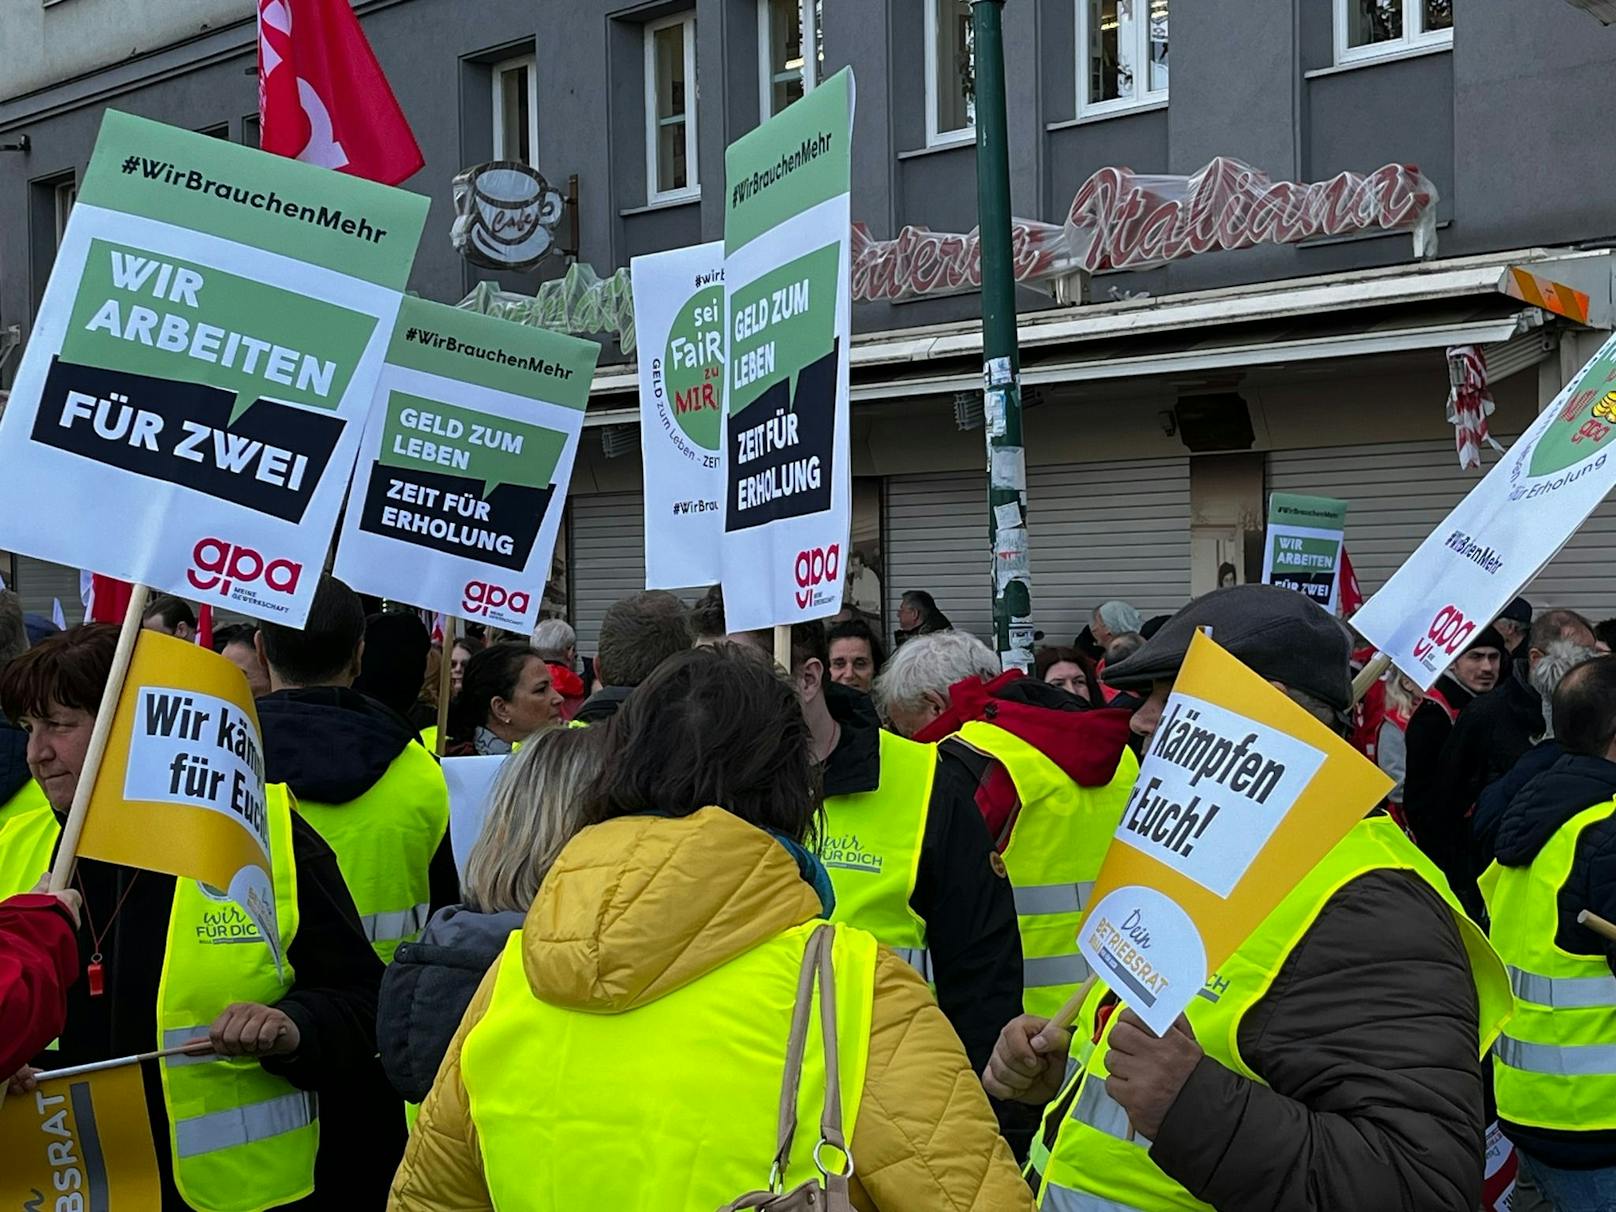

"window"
[196,123,229,139]
[1079,0,1168,117]
[242,114,262,149]
[925,0,974,146]
[492,55,539,165]
[53,179,76,247]
[759,0,822,118]
[645,13,699,202]
[1336,0,1452,65]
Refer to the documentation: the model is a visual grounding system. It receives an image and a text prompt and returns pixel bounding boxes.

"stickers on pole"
[0,1065,159,1205]
[80,633,287,971]
[719,69,856,632]
[633,242,727,589]
[0,111,428,627]
[1261,493,1348,611]
[333,297,598,633]
[1354,331,1616,690]
[1078,631,1391,1036]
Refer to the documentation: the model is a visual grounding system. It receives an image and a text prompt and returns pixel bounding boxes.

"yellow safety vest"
[1028,817,1513,1212]
[0,783,60,898]
[157,783,318,1212]
[419,725,439,753]
[1481,796,1616,1131]
[820,730,937,974]
[462,919,877,1208]
[952,721,1139,1018]
[293,739,449,963]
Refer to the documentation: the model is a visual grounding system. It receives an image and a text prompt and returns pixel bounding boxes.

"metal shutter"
[568,493,646,656]
[884,456,1193,647]
[10,557,83,624]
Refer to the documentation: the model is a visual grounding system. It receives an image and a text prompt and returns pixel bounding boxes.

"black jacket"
[573,684,634,724]
[1473,741,1565,882]
[1490,752,1616,1167]
[378,903,524,1103]
[44,816,395,1209]
[1402,675,1477,908]
[257,686,460,913]
[0,712,29,806]
[819,683,1022,1079]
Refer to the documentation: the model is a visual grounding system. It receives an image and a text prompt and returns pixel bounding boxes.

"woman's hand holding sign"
[1105,1009,1203,1140]
[210,1002,301,1058]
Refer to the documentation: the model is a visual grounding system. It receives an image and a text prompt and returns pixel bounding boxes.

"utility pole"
[971,0,1032,671]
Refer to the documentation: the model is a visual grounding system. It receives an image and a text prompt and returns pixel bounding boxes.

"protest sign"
[333,296,598,633]
[719,69,855,632]
[1077,631,1391,1036]
[0,111,428,627]
[77,632,284,970]
[443,754,508,878]
[1353,331,1616,689]
[0,1065,159,1208]
[633,242,727,589]
[1261,493,1348,611]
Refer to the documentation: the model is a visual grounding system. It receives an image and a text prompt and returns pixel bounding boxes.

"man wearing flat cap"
[985,585,1510,1212]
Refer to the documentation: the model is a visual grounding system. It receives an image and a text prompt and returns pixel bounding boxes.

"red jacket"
[0,894,79,1076]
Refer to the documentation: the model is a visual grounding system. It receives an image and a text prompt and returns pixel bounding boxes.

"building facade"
[4,0,1616,645]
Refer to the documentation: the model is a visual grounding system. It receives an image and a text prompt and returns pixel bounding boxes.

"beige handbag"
[719,924,855,1212]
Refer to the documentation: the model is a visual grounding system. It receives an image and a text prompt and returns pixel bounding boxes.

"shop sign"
[452,161,566,270]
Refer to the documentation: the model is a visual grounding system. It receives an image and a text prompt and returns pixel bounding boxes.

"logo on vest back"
[821,833,882,874]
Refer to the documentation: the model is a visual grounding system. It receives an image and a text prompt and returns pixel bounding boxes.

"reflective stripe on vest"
[158,783,317,1212]
[0,791,62,900]
[891,947,933,981]
[462,918,878,1206]
[821,730,937,957]
[1034,818,1512,1211]
[1482,796,1616,1131]
[292,739,449,964]
[954,721,1139,1019]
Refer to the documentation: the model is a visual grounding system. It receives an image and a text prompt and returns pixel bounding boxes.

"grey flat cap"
[1103,584,1353,710]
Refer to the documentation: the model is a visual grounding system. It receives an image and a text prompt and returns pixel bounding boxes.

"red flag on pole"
[86,574,134,626]
[257,0,424,186]
[1339,547,1364,619]
[196,605,215,649]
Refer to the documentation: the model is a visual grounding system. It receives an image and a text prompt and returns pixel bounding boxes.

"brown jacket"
[388,808,1032,1211]
[1149,869,1489,1211]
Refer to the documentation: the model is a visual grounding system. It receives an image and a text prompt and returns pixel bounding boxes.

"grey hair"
[463,726,604,914]
[530,618,577,665]
[0,591,26,671]
[1532,638,1602,739]
[875,630,1000,719]
[1095,600,1143,635]
[1105,632,1146,664]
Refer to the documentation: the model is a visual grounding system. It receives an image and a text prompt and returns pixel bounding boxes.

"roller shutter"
[9,556,83,625]
[568,493,646,656]
[884,456,1193,648]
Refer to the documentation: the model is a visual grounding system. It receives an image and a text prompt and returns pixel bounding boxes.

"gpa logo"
[794,544,840,609]
[463,580,531,618]
[1412,604,1477,670]
[187,538,303,599]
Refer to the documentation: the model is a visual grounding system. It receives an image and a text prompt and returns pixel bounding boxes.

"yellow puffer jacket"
[388,807,1032,1211]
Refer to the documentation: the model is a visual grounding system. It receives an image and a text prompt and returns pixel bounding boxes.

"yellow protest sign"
[77,631,281,969]
[0,1065,160,1208]
[1078,630,1392,1035]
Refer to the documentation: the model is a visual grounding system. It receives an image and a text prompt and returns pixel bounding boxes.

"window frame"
[491,53,540,166]
[53,179,76,248]
[644,11,700,205]
[1333,0,1452,67]
[758,0,820,119]
[1077,0,1169,119]
[924,0,976,148]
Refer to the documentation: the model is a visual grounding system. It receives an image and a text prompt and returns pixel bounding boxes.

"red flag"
[257,0,424,186]
[1339,547,1364,619]
[86,575,134,625]
[196,605,214,650]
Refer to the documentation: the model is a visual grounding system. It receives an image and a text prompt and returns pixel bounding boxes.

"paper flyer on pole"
[633,242,727,589]
[1261,493,1348,611]
[0,111,428,628]
[78,632,286,971]
[1077,631,1391,1036]
[333,296,598,633]
[1353,331,1616,690]
[0,1065,160,1206]
[719,69,855,632]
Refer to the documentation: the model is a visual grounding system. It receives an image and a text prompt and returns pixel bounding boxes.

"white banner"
[632,242,727,589]
[1353,332,1616,690]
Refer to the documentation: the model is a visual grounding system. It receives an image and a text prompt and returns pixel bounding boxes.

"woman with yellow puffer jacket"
[388,642,1033,1211]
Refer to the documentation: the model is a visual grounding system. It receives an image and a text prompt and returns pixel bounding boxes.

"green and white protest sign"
[720,69,855,633]
[0,111,428,626]
[333,296,599,633]
[1261,493,1348,611]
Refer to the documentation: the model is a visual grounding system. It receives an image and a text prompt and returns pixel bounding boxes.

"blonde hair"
[463,726,606,914]
[1384,674,1423,718]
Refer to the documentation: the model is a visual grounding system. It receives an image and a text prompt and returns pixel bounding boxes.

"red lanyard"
[75,871,141,997]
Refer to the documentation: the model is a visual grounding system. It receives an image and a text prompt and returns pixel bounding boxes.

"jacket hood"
[914,669,1134,788]
[1495,752,1616,867]
[257,686,416,803]
[822,682,881,798]
[419,903,525,951]
[573,685,633,724]
[520,808,823,1013]
[0,714,29,804]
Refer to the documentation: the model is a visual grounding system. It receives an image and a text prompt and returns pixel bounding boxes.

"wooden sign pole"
[48,584,150,892]
[773,623,791,672]
[1350,652,1392,708]
[435,616,457,758]
[33,1039,215,1082]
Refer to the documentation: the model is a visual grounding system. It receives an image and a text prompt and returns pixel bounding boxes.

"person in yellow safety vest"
[878,629,1139,1022]
[1481,654,1616,1206]
[389,643,1037,1211]
[740,619,1023,1081]
[983,584,1516,1212]
[254,575,459,965]
[0,587,55,898]
[0,623,394,1211]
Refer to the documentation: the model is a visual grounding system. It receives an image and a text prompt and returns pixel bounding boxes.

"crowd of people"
[1,573,1615,1211]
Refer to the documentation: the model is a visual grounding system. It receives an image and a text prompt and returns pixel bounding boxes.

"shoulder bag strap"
[811,925,854,1201]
